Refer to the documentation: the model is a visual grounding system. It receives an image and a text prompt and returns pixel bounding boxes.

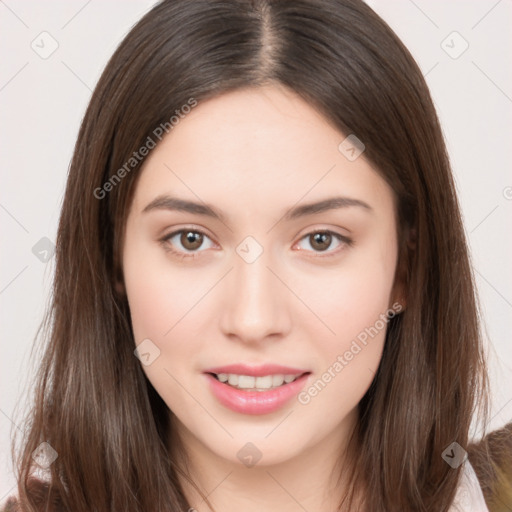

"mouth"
[203,365,312,415]
[207,372,307,391]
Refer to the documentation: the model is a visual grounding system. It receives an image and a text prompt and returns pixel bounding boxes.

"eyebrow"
[142,195,372,222]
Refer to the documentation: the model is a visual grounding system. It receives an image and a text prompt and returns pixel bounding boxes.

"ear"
[114,278,126,295]
[390,275,406,313]
[390,227,416,312]
[113,263,126,296]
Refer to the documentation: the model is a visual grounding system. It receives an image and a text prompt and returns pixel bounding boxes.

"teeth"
[256,375,273,388]
[272,375,284,386]
[238,375,256,389]
[214,373,301,390]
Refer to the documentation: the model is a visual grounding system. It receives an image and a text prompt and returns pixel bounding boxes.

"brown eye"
[161,228,215,258]
[296,230,353,257]
[309,232,332,252]
[180,231,203,250]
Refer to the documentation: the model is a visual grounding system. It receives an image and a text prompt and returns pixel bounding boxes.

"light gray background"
[1,0,511,501]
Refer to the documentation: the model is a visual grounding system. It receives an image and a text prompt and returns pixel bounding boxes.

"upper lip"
[204,363,310,377]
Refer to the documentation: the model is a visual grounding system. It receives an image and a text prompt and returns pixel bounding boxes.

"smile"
[203,368,311,415]
[211,372,303,391]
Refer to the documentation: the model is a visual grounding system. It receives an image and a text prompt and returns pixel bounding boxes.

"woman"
[3,0,503,510]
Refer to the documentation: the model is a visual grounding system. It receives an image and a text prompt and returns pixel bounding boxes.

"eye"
[160,228,215,259]
[295,230,353,257]
[160,227,353,260]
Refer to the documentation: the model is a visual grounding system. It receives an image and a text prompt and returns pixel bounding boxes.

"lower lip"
[204,373,310,415]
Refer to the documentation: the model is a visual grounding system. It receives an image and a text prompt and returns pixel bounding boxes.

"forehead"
[131,85,395,220]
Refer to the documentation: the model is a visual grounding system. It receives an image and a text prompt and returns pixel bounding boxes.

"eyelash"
[160,227,353,261]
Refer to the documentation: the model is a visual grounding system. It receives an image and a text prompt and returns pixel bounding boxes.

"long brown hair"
[11,0,491,510]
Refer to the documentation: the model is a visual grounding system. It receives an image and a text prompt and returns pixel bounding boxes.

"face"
[122,84,402,467]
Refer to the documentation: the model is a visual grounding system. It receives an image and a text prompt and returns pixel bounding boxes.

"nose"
[219,248,292,345]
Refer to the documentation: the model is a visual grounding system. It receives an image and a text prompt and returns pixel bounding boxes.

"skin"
[121,84,403,511]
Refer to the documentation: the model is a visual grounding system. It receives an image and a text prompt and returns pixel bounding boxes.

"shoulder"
[467,422,512,511]
[0,477,65,512]
[449,459,490,512]
[0,496,20,512]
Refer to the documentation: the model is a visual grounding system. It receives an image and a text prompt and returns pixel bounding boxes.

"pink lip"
[204,372,311,415]
[203,363,308,377]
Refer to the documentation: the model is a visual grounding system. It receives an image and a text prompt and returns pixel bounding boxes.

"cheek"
[123,242,206,414]
[123,235,205,344]
[313,238,396,334]
[295,299,393,425]
[124,266,173,344]
[303,232,398,388]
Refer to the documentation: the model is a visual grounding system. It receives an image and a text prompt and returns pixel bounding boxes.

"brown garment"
[468,422,512,512]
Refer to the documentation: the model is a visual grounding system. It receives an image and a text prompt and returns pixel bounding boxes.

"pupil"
[182,231,202,250]
[312,232,330,251]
